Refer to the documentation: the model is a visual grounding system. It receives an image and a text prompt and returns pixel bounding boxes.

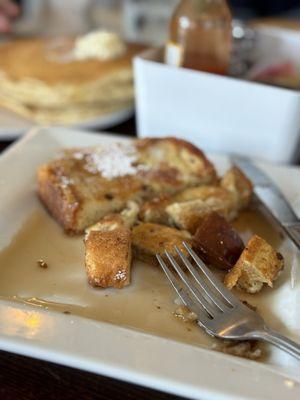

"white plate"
[0,107,134,140]
[0,127,300,400]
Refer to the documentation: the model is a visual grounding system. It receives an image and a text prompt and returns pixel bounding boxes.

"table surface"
[0,117,188,400]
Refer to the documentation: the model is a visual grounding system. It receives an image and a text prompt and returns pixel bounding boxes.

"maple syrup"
[165,0,232,74]
[0,207,285,350]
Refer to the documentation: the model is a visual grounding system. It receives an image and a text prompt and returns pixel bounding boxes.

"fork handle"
[256,327,300,361]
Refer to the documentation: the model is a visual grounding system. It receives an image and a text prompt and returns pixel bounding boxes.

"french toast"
[132,223,192,266]
[85,201,140,234]
[165,188,238,234]
[221,166,253,210]
[37,138,217,233]
[139,185,222,225]
[139,167,253,231]
[84,202,139,288]
[85,228,132,288]
[193,212,244,270]
[224,235,284,293]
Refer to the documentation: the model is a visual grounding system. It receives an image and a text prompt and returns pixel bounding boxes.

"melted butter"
[0,207,284,351]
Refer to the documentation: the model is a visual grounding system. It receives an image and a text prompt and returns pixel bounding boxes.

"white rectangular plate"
[0,127,300,400]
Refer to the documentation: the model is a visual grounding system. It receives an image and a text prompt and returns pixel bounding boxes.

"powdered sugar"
[115,269,127,282]
[81,143,147,179]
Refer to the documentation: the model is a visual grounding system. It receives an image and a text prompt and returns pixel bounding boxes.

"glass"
[166,0,232,75]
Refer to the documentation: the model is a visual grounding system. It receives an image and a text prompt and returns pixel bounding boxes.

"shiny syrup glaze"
[0,207,284,350]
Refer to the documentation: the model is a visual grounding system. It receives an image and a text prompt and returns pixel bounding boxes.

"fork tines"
[156,242,240,326]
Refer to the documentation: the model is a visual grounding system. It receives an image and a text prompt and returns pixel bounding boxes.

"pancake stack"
[0,37,142,124]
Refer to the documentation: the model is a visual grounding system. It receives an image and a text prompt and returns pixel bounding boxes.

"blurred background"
[2,0,300,163]
[10,0,300,43]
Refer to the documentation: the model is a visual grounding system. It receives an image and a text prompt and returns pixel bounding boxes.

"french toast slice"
[131,223,192,266]
[38,137,217,233]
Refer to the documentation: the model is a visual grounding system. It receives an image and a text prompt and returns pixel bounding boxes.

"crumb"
[63,311,71,315]
[174,305,197,322]
[212,339,263,360]
[37,259,48,269]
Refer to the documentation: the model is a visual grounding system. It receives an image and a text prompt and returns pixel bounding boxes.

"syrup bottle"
[165,0,232,75]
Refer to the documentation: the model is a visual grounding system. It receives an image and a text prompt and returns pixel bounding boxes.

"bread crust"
[132,223,192,265]
[37,164,81,233]
[85,228,132,288]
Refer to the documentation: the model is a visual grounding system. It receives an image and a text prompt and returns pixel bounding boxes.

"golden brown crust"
[37,164,80,233]
[85,228,131,288]
[224,235,284,293]
[132,223,192,265]
[221,167,253,210]
[136,137,218,186]
[139,185,223,225]
[86,214,125,234]
[165,187,238,234]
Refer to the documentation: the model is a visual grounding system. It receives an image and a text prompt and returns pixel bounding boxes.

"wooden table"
[0,117,188,400]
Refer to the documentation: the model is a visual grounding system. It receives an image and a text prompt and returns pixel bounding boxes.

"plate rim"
[0,106,134,140]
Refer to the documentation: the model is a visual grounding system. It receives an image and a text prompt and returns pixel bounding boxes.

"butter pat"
[74,30,126,61]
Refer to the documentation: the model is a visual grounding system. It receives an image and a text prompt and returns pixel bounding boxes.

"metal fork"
[156,242,300,360]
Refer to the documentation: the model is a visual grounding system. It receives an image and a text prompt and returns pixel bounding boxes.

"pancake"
[0,37,143,124]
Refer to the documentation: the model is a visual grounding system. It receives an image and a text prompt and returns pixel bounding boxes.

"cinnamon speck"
[156,306,161,310]
[37,259,48,269]
[63,311,71,315]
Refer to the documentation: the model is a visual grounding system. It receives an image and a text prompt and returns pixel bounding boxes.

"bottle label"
[165,41,184,67]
